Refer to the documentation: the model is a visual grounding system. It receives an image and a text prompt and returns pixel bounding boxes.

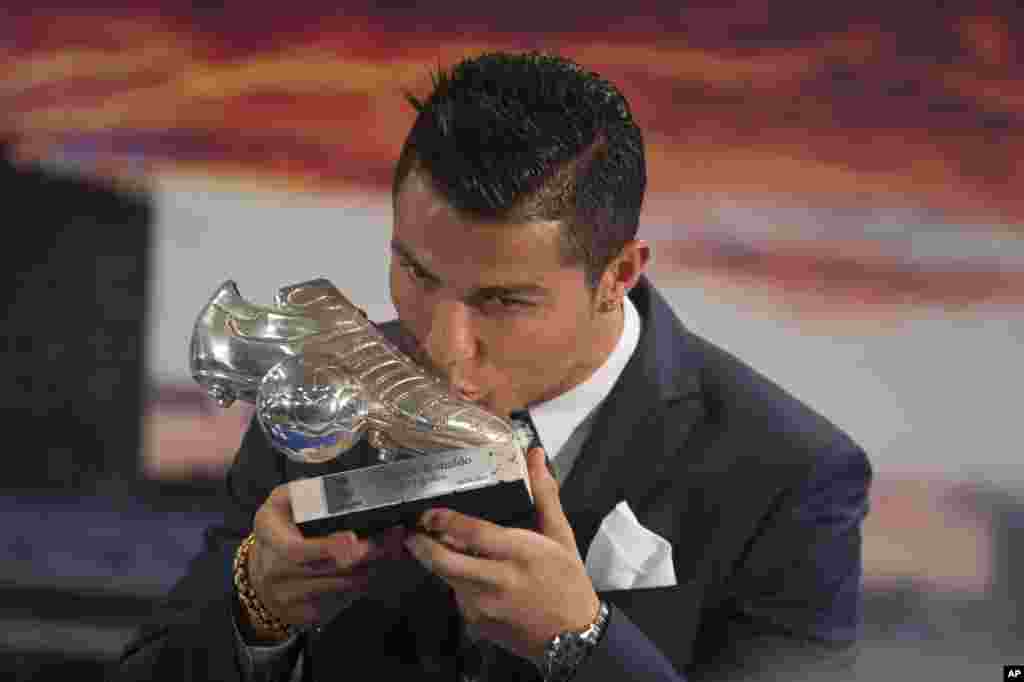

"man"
[117,52,871,681]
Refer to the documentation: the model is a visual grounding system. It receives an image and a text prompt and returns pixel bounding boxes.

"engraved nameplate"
[290,446,503,524]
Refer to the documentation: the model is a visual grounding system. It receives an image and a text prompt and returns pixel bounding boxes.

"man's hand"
[404,447,601,664]
[244,484,409,638]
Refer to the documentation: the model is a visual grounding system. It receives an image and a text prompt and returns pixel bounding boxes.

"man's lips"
[456,389,483,402]
[451,382,483,400]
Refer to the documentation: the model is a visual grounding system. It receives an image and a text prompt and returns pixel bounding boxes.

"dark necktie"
[509,409,541,451]
[510,409,559,479]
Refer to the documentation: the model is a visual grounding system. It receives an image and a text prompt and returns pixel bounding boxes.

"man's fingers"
[417,508,515,560]
[256,485,355,567]
[273,570,372,605]
[276,540,371,579]
[404,532,509,587]
[527,448,576,550]
[297,558,336,574]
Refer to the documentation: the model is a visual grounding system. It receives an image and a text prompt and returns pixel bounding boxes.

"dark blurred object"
[0,142,152,491]
[959,485,1024,645]
[0,143,232,680]
[0,491,224,680]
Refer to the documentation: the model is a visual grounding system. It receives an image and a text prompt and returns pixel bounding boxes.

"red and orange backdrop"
[5,2,1022,592]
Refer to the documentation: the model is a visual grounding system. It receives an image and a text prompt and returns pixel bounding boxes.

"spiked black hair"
[393,51,646,296]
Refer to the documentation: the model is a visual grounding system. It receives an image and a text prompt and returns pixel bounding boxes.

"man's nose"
[423,299,477,379]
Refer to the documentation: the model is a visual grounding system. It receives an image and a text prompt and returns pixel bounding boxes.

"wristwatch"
[539,600,610,682]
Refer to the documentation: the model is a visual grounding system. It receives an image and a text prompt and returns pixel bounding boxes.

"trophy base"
[288,445,536,538]
[295,479,535,537]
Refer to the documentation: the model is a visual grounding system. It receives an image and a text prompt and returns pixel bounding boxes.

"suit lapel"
[559,275,704,560]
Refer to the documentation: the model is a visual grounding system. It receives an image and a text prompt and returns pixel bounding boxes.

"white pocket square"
[583,500,677,591]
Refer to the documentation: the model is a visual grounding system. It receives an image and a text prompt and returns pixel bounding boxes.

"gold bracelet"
[233,533,292,640]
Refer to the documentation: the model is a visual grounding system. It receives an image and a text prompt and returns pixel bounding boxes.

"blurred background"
[2,1,1021,679]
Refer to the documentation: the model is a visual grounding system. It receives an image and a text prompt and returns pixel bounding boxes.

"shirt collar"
[524,295,642,461]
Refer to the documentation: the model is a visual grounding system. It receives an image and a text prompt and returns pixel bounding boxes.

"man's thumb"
[527,447,575,549]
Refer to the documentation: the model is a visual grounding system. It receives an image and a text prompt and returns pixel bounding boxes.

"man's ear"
[605,239,651,298]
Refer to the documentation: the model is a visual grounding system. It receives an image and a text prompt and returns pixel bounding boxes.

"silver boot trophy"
[190,278,534,536]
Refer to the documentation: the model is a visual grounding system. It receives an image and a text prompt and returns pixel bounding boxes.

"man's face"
[390,171,612,417]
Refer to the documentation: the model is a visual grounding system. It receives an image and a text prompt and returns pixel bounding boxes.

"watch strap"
[540,600,610,682]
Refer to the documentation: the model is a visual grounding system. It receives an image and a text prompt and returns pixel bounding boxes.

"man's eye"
[486,295,530,309]
[399,262,530,309]
[401,261,430,282]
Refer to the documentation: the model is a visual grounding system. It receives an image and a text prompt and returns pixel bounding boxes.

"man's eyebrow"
[390,239,551,297]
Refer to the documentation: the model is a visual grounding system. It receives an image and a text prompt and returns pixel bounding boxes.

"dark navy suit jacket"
[117,274,871,681]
